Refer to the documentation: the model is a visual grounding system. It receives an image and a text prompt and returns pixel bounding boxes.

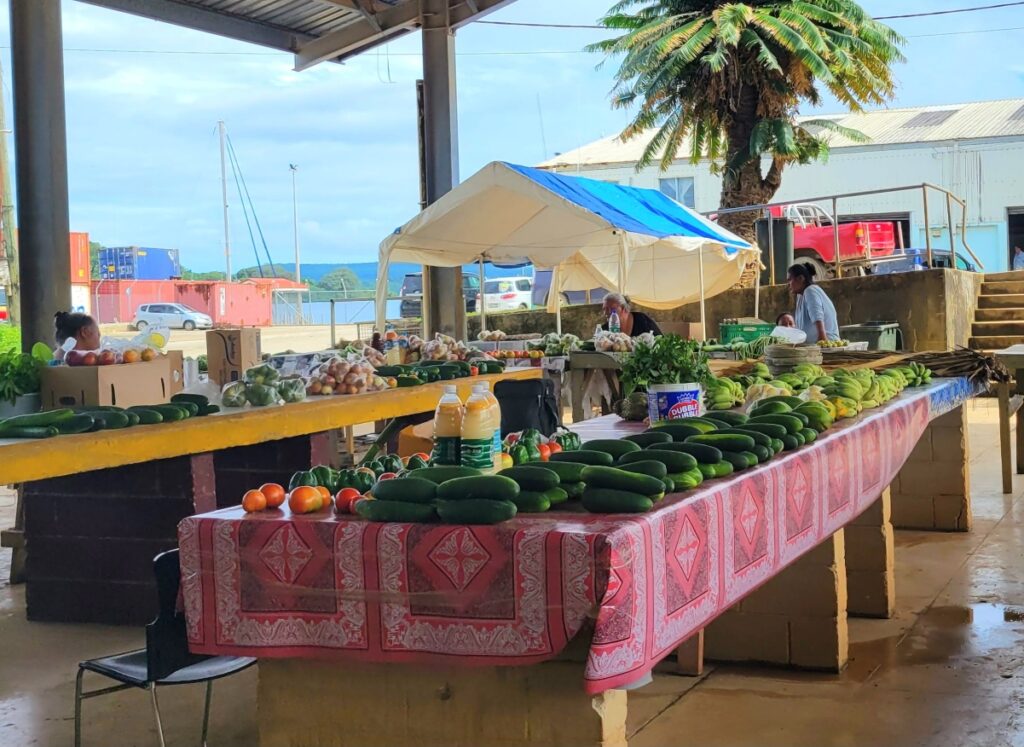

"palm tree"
[590,0,904,244]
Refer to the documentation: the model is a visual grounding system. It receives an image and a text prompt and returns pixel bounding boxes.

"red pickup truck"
[769,204,897,277]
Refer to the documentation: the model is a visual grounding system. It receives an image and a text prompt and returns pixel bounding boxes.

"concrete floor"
[2,399,1023,746]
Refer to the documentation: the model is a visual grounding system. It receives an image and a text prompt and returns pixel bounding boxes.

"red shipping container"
[69,232,91,283]
[90,280,177,324]
[175,280,273,327]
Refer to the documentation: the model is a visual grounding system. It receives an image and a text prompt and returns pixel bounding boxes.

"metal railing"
[708,183,983,283]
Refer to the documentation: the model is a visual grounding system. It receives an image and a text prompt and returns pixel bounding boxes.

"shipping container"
[90,280,177,324]
[175,280,273,326]
[99,246,181,280]
[71,283,90,315]
[69,232,91,283]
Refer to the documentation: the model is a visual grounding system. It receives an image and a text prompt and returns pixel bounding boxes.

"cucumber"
[623,431,672,448]
[525,460,587,483]
[770,438,785,455]
[0,409,74,429]
[736,422,789,440]
[801,428,818,444]
[790,412,810,426]
[550,450,614,467]
[628,447,698,473]
[758,395,804,409]
[175,401,200,416]
[712,461,735,478]
[675,418,721,433]
[581,488,654,514]
[685,433,757,453]
[581,439,642,460]
[544,487,569,505]
[749,401,793,417]
[793,431,807,447]
[150,405,189,422]
[663,442,723,465]
[373,477,438,504]
[740,451,759,468]
[498,466,560,492]
[395,375,424,387]
[645,424,704,441]
[750,444,773,463]
[581,466,665,497]
[702,411,750,427]
[171,393,210,408]
[55,414,96,435]
[355,499,437,523]
[718,427,772,450]
[87,410,131,431]
[374,365,409,377]
[414,466,483,484]
[669,468,704,490]
[617,459,668,479]
[436,498,518,525]
[200,405,221,416]
[126,407,163,425]
[697,463,717,480]
[780,434,800,451]
[123,411,141,427]
[720,451,752,471]
[0,425,57,439]
[512,490,551,513]
[662,477,676,494]
[562,481,585,500]
[437,475,520,502]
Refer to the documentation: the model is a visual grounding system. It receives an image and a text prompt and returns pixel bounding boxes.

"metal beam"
[75,0,311,53]
[450,0,515,27]
[10,0,72,351]
[293,1,418,70]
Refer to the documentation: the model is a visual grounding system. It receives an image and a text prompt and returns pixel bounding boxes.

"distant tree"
[234,264,295,281]
[181,268,227,281]
[88,241,104,278]
[317,267,361,293]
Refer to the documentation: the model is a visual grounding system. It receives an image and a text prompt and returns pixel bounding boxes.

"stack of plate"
[765,344,823,376]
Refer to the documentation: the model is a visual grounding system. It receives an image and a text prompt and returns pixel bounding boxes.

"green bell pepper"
[521,428,541,446]
[312,465,336,491]
[509,443,530,466]
[381,454,404,474]
[524,439,541,462]
[368,459,386,477]
[288,469,319,491]
[406,454,429,471]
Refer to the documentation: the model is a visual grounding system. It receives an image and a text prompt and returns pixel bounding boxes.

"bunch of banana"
[750,362,771,379]
[705,376,745,410]
[794,400,835,433]
[886,362,932,387]
[827,396,861,419]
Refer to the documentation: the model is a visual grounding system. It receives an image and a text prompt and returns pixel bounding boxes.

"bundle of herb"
[0,350,41,404]
[620,334,712,396]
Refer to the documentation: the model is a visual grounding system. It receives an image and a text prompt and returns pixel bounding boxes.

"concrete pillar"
[705,531,849,671]
[846,488,896,618]
[891,405,971,531]
[10,0,71,351]
[420,0,465,340]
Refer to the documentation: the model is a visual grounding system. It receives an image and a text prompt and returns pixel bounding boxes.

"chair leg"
[74,668,84,747]
[149,684,166,747]
[201,681,213,747]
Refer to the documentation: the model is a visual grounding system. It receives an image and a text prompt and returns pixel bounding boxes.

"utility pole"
[290,163,300,284]
[0,62,17,325]
[218,120,231,280]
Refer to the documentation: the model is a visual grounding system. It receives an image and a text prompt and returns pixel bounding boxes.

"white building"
[539,98,1024,273]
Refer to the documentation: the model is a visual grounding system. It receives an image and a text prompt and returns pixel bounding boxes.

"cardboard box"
[40,356,172,410]
[660,322,704,340]
[166,350,184,395]
[206,328,262,385]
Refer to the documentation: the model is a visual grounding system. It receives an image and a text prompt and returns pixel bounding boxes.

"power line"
[876,1,1024,19]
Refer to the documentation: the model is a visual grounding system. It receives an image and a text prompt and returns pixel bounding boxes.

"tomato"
[412,452,430,462]
[335,487,362,514]
[259,482,286,508]
[537,443,551,462]
[547,442,563,455]
[316,485,333,508]
[242,489,267,513]
[288,486,322,514]
[505,433,520,445]
[378,472,398,481]
[470,365,479,376]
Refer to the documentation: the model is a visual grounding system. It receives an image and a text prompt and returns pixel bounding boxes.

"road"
[99,323,364,358]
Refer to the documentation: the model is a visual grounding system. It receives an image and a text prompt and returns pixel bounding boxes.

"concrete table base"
[846,488,896,618]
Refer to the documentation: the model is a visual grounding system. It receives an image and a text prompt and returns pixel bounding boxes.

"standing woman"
[788,263,840,344]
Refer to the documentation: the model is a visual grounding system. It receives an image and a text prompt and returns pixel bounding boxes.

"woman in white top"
[788,263,840,343]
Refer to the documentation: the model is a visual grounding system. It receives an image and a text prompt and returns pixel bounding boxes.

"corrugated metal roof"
[187,0,404,38]
[540,98,1024,169]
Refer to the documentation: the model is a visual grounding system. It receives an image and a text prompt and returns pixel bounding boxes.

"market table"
[179,377,976,747]
[993,345,1024,493]
[7,369,539,624]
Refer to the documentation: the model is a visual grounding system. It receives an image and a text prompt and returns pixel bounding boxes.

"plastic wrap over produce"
[179,381,964,694]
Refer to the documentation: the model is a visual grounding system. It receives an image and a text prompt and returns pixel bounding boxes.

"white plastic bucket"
[647,383,703,423]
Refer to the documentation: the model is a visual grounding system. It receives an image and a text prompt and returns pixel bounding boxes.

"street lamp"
[289,164,300,284]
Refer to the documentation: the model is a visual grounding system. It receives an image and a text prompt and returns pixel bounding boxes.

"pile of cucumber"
[375,359,505,386]
[0,393,220,439]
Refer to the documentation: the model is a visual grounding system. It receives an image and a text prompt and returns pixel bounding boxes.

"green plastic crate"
[719,322,775,344]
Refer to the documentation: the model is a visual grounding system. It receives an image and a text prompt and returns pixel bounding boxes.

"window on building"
[659,177,695,208]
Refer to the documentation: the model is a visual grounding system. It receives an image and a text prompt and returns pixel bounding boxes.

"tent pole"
[478,257,486,333]
[698,246,707,342]
[555,265,563,334]
[754,253,760,320]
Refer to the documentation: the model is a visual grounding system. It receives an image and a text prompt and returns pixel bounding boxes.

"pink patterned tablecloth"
[179,381,963,693]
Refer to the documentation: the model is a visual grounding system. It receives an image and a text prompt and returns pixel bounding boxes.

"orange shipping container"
[69,232,91,283]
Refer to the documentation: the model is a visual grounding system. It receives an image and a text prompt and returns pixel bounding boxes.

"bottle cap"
[444,385,457,394]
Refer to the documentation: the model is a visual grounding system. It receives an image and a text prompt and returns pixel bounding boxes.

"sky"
[1,0,1023,273]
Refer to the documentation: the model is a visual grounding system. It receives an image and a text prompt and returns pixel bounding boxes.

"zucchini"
[498,466,560,492]
[685,433,757,453]
[55,414,95,435]
[702,411,750,427]
[562,481,585,500]
[171,393,210,408]
[544,487,569,505]
[437,498,518,525]
[617,459,668,480]
[511,490,551,513]
[627,447,697,473]
[88,410,131,431]
[717,427,772,450]
[623,431,672,448]
[411,466,482,484]
[800,428,818,444]
[581,466,665,498]
[581,488,654,514]
[550,450,614,467]
[646,424,704,441]
[0,409,74,429]
[437,475,520,502]
[355,499,437,523]
[526,461,587,483]
[373,477,438,504]
[663,442,723,465]
[581,439,642,460]
[127,407,163,425]
[0,425,57,439]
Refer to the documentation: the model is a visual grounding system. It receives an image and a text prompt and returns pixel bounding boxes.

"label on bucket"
[647,384,703,423]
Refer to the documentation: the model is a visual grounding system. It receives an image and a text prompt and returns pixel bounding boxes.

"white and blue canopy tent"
[375,161,758,334]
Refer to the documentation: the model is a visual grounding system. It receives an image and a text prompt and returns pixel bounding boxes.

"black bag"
[494,378,561,437]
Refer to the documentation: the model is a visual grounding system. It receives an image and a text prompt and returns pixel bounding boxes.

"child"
[776,312,796,328]
[54,311,101,354]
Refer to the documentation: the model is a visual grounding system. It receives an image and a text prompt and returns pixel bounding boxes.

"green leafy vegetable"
[0,349,42,404]
[620,334,712,396]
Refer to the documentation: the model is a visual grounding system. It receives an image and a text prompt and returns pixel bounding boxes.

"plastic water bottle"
[461,387,496,473]
[431,386,464,466]
[476,381,503,472]
[609,311,621,334]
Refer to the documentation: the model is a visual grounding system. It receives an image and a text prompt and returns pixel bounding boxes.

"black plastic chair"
[74,550,255,747]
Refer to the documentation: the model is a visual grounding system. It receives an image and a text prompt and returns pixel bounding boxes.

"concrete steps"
[972,321,1024,336]
[980,281,1024,295]
[978,294,1024,309]
[970,275,1024,351]
[969,335,1024,350]
[975,307,1024,322]
[981,270,1024,282]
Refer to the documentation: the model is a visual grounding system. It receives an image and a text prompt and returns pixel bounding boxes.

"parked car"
[481,277,533,312]
[870,248,977,274]
[399,272,479,318]
[133,303,213,331]
[531,269,609,308]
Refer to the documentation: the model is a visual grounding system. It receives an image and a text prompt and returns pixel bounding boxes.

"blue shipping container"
[98,246,181,280]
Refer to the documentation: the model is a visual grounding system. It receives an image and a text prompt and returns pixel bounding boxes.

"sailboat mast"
[218,120,231,280]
